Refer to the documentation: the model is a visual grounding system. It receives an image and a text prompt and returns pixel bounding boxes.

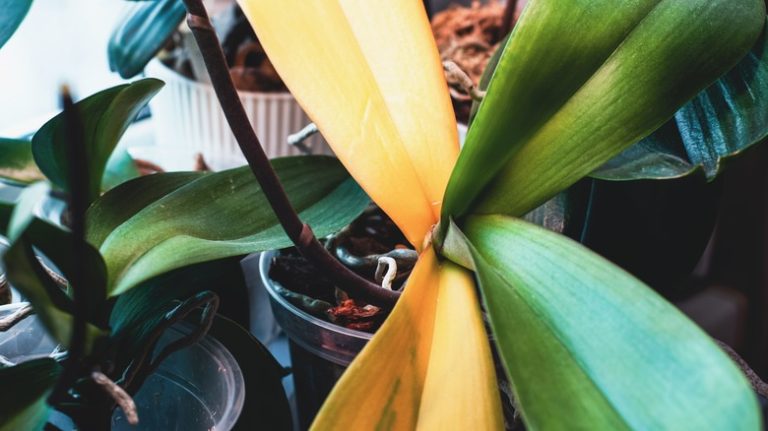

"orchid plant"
[0,0,767,429]
[230,0,768,429]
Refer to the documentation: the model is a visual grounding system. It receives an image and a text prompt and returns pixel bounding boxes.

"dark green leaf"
[442,0,765,222]
[594,23,768,181]
[4,183,106,344]
[0,139,44,186]
[89,156,370,296]
[32,79,164,204]
[109,257,247,369]
[465,214,759,430]
[87,171,204,248]
[0,0,32,50]
[206,315,292,431]
[0,358,60,431]
[108,0,186,79]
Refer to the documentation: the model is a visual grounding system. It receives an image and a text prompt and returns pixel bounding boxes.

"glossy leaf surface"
[32,79,163,204]
[0,0,32,50]
[240,0,459,248]
[465,215,759,430]
[108,0,186,78]
[443,0,765,220]
[90,156,369,296]
[594,24,768,180]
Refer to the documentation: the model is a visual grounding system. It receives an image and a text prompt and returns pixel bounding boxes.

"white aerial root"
[375,257,398,291]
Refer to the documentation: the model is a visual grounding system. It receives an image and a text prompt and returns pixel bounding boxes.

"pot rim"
[258,250,373,341]
[146,58,294,99]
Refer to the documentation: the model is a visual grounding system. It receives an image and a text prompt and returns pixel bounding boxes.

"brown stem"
[91,371,139,426]
[179,0,400,307]
[501,0,519,35]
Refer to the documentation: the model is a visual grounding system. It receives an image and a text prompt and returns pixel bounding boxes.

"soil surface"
[268,206,413,332]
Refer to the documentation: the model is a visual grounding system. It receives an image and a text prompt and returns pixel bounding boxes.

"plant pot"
[144,59,333,170]
[0,303,245,430]
[258,250,371,430]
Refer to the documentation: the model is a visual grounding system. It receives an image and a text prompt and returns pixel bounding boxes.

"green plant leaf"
[0,358,60,431]
[442,0,765,222]
[89,156,370,296]
[594,23,768,180]
[108,0,186,79]
[0,0,32,50]
[109,257,246,370]
[0,139,44,186]
[464,214,759,430]
[86,171,204,248]
[4,183,107,343]
[32,79,164,204]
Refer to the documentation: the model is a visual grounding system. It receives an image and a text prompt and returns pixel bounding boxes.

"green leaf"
[594,23,768,181]
[109,257,246,370]
[86,171,204,248]
[0,358,60,431]
[0,139,44,186]
[0,0,32,50]
[108,0,186,79]
[464,214,759,430]
[4,183,107,343]
[32,79,164,204]
[442,0,765,221]
[89,156,370,296]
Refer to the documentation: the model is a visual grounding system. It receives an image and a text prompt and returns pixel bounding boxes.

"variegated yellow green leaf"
[239,0,459,248]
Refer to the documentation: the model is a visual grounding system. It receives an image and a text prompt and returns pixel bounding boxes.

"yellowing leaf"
[417,262,503,431]
[311,250,502,430]
[239,0,459,248]
[311,249,441,430]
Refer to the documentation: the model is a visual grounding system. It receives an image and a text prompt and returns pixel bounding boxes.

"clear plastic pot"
[259,250,372,429]
[0,303,245,431]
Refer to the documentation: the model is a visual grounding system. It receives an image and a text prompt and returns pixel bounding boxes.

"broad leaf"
[90,156,369,296]
[465,215,759,430]
[313,249,502,430]
[0,358,60,431]
[0,0,32,50]
[241,0,459,248]
[32,79,164,204]
[3,184,104,345]
[108,0,186,79]
[594,23,768,180]
[312,249,440,429]
[0,139,44,185]
[442,0,765,221]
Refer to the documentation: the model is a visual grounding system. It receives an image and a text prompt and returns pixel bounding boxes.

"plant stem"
[501,0,519,35]
[180,0,400,307]
[49,87,91,406]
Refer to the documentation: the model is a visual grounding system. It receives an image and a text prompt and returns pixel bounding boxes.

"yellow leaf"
[311,249,441,430]
[417,262,503,431]
[238,0,459,248]
[311,249,502,430]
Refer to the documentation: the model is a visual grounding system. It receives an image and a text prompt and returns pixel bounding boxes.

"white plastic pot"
[145,59,333,170]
